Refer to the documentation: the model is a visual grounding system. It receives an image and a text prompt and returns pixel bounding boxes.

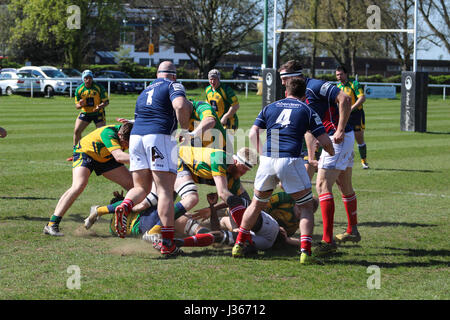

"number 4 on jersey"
[276,109,292,127]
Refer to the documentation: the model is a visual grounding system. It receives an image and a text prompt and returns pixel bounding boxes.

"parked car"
[60,68,82,77]
[0,71,41,95]
[232,66,261,91]
[17,66,79,96]
[94,70,144,93]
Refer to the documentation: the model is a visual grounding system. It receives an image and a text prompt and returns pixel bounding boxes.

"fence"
[2,77,449,100]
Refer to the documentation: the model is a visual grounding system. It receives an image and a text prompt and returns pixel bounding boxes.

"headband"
[232,154,253,169]
[157,70,177,75]
[280,70,303,78]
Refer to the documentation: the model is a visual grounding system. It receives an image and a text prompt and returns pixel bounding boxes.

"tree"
[148,0,264,77]
[418,0,450,54]
[8,0,123,68]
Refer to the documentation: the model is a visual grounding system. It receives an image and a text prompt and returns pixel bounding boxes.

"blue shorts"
[72,152,123,176]
[78,110,105,124]
[348,109,365,132]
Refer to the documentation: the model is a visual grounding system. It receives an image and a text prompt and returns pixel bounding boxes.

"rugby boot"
[232,243,245,258]
[300,252,324,265]
[361,159,369,169]
[334,231,361,243]
[43,223,64,237]
[114,204,129,238]
[160,240,184,258]
[84,205,100,230]
[313,240,338,257]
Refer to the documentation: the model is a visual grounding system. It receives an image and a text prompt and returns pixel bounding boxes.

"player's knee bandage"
[253,194,271,203]
[145,192,158,208]
[176,181,198,199]
[295,191,313,206]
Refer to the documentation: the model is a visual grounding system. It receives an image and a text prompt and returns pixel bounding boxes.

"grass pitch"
[0,90,449,301]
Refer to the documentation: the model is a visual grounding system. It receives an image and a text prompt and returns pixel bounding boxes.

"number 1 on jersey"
[146,89,154,105]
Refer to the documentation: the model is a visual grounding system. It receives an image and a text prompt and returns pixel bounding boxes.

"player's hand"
[333,129,345,144]
[191,207,211,221]
[308,159,318,169]
[78,99,86,107]
[207,193,218,206]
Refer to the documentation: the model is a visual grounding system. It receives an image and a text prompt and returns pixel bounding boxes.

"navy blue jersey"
[305,78,352,135]
[132,78,186,135]
[254,98,326,158]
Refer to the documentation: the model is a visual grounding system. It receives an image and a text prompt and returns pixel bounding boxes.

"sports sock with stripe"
[319,193,335,243]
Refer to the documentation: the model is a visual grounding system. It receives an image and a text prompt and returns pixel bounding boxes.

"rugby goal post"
[263,0,427,132]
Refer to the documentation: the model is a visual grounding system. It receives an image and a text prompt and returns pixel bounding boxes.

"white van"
[17,66,80,95]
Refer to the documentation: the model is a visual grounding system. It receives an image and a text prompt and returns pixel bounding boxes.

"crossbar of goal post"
[272,0,418,72]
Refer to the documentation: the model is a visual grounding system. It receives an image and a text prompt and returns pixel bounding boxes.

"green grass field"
[0,90,449,301]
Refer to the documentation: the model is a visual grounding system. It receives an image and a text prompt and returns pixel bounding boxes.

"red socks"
[229,204,246,226]
[161,226,174,245]
[182,233,215,247]
[235,227,253,245]
[300,235,312,255]
[319,193,335,243]
[342,193,358,234]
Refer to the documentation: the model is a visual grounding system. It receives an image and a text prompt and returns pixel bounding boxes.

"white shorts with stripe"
[254,155,311,194]
[250,211,280,250]
[129,134,178,174]
[318,131,355,171]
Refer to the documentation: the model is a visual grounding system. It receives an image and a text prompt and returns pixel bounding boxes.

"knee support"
[175,180,198,199]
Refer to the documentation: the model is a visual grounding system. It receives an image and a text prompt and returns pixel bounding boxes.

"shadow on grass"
[426,131,450,135]
[0,196,59,200]
[0,213,112,224]
[371,168,439,173]
[359,221,438,228]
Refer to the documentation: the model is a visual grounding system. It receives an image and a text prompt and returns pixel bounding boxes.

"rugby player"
[336,65,369,169]
[232,77,334,264]
[67,70,109,161]
[279,60,361,254]
[114,61,192,257]
[43,123,133,236]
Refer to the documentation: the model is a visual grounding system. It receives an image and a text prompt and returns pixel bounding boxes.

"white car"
[0,71,41,95]
[17,66,80,95]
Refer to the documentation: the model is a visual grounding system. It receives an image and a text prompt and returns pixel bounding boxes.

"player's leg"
[73,117,90,147]
[44,165,92,236]
[335,167,361,243]
[152,170,180,256]
[174,172,199,216]
[314,167,340,255]
[102,165,133,191]
[356,110,369,169]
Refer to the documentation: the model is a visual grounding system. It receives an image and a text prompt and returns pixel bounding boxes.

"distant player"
[336,65,369,169]
[0,126,7,138]
[205,69,240,131]
[68,70,109,161]
[232,77,334,264]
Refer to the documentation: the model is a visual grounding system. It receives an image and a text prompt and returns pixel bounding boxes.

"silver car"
[0,71,41,95]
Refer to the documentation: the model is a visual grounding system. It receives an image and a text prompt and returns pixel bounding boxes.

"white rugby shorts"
[129,134,178,174]
[254,155,311,194]
[250,211,280,250]
[318,131,355,170]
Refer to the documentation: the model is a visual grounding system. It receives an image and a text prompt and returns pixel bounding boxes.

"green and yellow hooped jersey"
[266,192,297,237]
[74,125,124,163]
[189,100,227,148]
[178,145,242,196]
[75,82,108,114]
[205,84,239,130]
[337,80,364,110]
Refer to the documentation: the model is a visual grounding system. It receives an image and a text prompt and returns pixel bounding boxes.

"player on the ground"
[279,60,360,253]
[67,70,109,161]
[336,65,369,169]
[114,61,192,258]
[232,77,334,264]
[43,123,133,236]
